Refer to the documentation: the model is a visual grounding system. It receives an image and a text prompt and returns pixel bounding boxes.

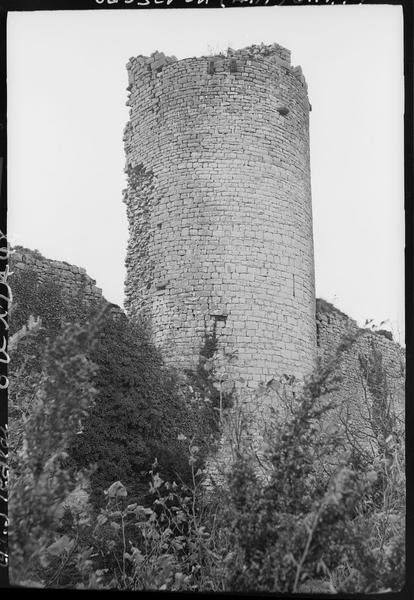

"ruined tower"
[123,44,316,388]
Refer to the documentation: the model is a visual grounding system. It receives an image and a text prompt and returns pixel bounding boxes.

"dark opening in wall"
[157,223,162,230]
[207,60,215,75]
[278,106,290,116]
[316,323,320,347]
[292,274,296,297]
[212,314,227,323]
[155,278,169,291]
[229,59,237,73]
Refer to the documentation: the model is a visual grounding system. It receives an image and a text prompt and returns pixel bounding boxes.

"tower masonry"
[123,43,317,388]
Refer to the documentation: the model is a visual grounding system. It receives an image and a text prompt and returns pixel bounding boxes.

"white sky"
[7,6,405,343]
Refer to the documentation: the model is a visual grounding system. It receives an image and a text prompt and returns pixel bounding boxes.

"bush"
[9,264,405,592]
[222,361,405,593]
[9,264,209,510]
[8,320,97,586]
[9,349,405,592]
[70,312,201,507]
[21,441,231,591]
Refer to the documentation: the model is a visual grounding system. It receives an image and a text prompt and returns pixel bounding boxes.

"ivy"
[9,264,202,509]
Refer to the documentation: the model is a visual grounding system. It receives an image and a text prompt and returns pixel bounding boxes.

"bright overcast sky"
[7,6,404,343]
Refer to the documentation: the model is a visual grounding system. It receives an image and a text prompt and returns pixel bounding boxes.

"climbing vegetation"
[8,270,405,592]
[9,268,208,507]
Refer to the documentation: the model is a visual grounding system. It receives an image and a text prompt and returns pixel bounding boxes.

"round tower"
[123,44,316,388]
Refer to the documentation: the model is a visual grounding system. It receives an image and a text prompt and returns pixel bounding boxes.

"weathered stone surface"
[10,246,107,310]
[205,301,405,483]
[316,300,405,451]
[123,43,316,388]
[122,44,405,482]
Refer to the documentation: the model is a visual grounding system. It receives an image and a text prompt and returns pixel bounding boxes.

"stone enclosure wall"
[10,246,105,308]
[123,43,316,388]
[315,300,405,452]
[206,301,405,482]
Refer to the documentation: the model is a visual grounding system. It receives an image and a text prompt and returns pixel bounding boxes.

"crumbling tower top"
[126,42,308,94]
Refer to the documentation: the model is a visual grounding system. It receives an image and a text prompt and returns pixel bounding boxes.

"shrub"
[69,312,202,507]
[8,320,97,586]
[9,343,405,592]
[9,264,209,509]
[9,263,405,592]
[28,441,232,591]
[222,361,405,594]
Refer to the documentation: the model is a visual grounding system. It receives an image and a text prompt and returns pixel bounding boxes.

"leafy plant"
[8,261,405,592]
[8,320,98,586]
[31,439,231,591]
[222,356,405,594]
[69,312,200,507]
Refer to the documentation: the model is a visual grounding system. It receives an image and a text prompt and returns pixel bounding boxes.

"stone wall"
[9,242,405,482]
[316,299,405,454]
[10,245,105,308]
[123,43,316,388]
[205,301,405,483]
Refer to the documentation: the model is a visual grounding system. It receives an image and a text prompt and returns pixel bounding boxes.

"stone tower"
[123,44,316,388]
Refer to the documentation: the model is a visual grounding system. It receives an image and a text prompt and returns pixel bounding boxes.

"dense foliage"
[8,321,97,586]
[71,311,200,506]
[223,369,405,594]
[9,268,205,507]
[9,267,405,592]
[10,342,405,591]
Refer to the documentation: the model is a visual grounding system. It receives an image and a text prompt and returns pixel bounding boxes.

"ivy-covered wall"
[9,246,405,490]
[315,299,405,458]
[11,246,105,308]
[8,247,205,507]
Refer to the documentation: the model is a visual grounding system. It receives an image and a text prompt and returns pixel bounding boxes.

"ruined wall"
[10,246,105,308]
[123,44,316,388]
[316,299,405,453]
[206,301,405,483]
